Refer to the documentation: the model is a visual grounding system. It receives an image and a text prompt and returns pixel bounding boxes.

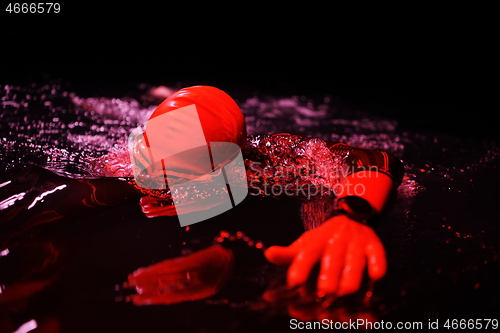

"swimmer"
[127,85,403,297]
[0,85,403,300]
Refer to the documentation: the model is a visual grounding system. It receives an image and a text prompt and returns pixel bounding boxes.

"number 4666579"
[5,3,60,13]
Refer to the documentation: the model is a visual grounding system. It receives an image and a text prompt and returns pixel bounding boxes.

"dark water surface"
[1,81,499,332]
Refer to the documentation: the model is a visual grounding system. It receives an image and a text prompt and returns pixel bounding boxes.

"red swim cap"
[130,86,247,182]
[148,85,247,148]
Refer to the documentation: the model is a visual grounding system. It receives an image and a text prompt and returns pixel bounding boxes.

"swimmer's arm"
[0,167,143,231]
[327,142,404,214]
[265,143,403,296]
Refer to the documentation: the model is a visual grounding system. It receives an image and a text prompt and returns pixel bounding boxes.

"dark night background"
[0,3,496,139]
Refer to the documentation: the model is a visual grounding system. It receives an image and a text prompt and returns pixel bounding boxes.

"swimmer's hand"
[140,195,177,217]
[139,194,230,218]
[264,215,386,296]
[125,245,233,306]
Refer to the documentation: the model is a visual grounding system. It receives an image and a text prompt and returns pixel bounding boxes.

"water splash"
[0,83,155,178]
[2,81,498,207]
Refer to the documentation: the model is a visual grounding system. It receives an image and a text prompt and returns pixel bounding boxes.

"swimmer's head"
[131,86,247,182]
[148,85,247,148]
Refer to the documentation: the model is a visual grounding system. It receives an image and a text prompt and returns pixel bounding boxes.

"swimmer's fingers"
[139,196,177,217]
[316,218,385,296]
[264,232,312,265]
[336,228,366,296]
[364,227,387,281]
[264,244,299,265]
[264,223,324,265]
[316,232,349,295]
[286,235,327,288]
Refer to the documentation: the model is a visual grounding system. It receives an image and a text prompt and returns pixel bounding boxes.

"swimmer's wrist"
[337,171,393,213]
[327,196,379,227]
